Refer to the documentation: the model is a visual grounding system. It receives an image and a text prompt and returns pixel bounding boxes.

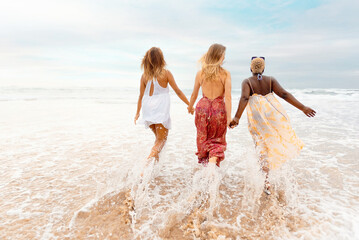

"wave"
[0,87,358,102]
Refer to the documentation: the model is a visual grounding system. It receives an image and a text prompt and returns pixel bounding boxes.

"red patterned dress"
[195,96,227,167]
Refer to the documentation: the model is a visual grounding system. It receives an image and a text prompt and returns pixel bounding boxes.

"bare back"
[188,68,232,123]
[199,70,227,99]
[246,75,272,96]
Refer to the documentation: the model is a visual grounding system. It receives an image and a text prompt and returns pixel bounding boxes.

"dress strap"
[269,76,272,92]
[247,78,255,94]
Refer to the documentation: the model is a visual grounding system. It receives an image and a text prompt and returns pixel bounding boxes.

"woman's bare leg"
[141,124,167,177]
[145,124,158,163]
[146,124,159,163]
[208,157,218,164]
[149,124,156,136]
[260,157,271,195]
[147,124,168,161]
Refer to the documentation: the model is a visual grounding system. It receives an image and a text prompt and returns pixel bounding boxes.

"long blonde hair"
[141,47,166,80]
[200,43,226,81]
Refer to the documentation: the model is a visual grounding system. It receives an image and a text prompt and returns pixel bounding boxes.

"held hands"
[187,106,194,115]
[302,106,316,118]
[227,118,231,128]
[134,113,140,124]
[229,117,239,129]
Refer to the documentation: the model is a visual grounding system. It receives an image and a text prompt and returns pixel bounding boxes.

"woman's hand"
[187,106,194,115]
[134,113,140,124]
[229,117,239,129]
[227,118,231,127]
[302,106,316,118]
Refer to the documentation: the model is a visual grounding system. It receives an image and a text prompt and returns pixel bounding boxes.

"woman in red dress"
[187,44,232,167]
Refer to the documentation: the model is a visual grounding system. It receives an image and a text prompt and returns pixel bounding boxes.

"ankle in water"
[208,157,217,164]
[208,162,217,167]
[140,157,155,177]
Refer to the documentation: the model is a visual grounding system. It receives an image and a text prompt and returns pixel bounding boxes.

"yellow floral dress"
[246,78,304,170]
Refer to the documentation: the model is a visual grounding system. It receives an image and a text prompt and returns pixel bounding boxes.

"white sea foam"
[0,87,358,239]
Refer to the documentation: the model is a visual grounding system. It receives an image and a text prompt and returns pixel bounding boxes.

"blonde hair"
[141,47,166,80]
[250,57,265,74]
[200,43,226,81]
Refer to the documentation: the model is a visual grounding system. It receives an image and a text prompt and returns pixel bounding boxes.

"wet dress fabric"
[141,78,171,130]
[195,96,227,167]
[246,77,304,170]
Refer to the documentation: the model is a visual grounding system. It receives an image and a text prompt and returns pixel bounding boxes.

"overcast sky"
[0,0,358,89]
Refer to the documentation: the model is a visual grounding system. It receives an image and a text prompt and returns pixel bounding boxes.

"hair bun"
[250,58,265,74]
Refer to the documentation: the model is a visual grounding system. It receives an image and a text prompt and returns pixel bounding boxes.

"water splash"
[185,162,223,215]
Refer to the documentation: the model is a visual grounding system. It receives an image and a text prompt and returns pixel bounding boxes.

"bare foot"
[140,157,155,177]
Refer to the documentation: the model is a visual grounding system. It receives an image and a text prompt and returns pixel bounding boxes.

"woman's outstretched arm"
[272,77,316,117]
[134,75,146,124]
[187,71,201,114]
[229,79,251,128]
[167,70,190,105]
[224,71,232,126]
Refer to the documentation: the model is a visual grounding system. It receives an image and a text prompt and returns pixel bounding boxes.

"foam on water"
[0,87,358,239]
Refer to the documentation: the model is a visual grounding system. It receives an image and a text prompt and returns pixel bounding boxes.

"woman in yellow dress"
[229,57,316,194]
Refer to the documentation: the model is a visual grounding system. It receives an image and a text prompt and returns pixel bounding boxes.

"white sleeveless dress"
[141,78,171,129]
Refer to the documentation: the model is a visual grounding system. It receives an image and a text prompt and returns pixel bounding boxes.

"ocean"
[0,87,358,239]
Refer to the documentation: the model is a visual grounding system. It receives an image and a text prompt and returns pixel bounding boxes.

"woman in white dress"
[135,47,189,164]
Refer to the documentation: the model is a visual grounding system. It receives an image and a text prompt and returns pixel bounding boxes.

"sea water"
[0,87,358,239]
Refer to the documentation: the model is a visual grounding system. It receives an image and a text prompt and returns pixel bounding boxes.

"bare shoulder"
[269,76,285,92]
[158,69,171,84]
[165,69,172,76]
[268,75,278,84]
[264,75,276,80]
[221,68,230,79]
[220,69,230,85]
[196,70,203,84]
[224,69,231,76]
[164,69,172,79]
[241,77,249,85]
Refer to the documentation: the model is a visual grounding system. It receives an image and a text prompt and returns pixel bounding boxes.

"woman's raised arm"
[272,77,316,117]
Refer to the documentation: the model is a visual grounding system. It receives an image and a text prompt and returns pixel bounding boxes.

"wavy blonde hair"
[141,47,166,80]
[200,43,226,81]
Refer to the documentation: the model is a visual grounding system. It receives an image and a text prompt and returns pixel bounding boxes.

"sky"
[0,0,358,89]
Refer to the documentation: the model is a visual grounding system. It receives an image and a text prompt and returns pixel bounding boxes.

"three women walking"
[135,45,316,194]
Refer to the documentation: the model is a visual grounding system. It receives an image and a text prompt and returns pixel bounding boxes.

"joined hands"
[229,117,239,129]
[187,106,194,115]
